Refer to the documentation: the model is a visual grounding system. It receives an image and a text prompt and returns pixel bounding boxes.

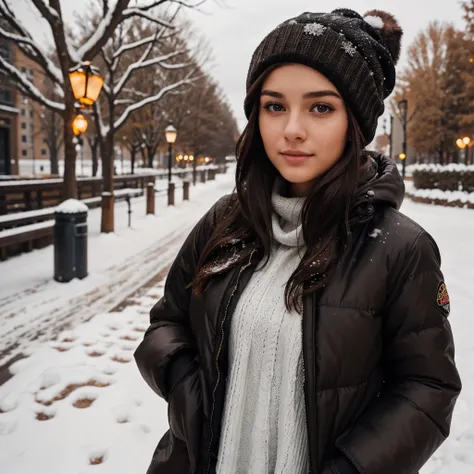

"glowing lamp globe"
[165,125,177,144]
[69,62,104,107]
[72,114,88,135]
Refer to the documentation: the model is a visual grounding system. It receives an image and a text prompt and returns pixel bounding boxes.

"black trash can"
[54,200,88,283]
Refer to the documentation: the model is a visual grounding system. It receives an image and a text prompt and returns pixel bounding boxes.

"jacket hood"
[354,152,405,211]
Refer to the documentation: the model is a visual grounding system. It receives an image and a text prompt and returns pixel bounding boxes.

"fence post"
[101,192,114,233]
[168,182,175,206]
[146,182,155,215]
[183,181,190,201]
[126,195,132,227]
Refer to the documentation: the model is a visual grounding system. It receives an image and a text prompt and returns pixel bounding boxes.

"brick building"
[0,20,50,176]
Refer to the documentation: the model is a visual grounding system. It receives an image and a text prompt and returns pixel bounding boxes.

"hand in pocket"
[168,368,203,468]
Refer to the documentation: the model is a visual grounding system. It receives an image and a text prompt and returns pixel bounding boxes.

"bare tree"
[75,6,206,231]
[0,0,210,206]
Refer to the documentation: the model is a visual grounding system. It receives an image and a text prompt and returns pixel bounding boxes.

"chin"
[277,165,321,184]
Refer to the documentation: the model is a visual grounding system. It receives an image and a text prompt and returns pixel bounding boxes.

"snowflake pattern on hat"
[341,40,357,56]
[303,23,326,36]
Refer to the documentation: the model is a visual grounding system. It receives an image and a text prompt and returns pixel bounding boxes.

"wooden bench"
[0,188,144,260]
[0,208,55,232]
[0,221,54,260]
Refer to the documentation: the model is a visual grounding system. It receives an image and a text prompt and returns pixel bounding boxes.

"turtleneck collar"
[271,178,306,248]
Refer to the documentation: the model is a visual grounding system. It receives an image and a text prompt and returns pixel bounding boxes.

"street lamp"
[72,114,88,135]
[456,137,470,163]
[165,124,177,183]
[398,99,408,179]
[72,115,88,177]
[68,62,105,107]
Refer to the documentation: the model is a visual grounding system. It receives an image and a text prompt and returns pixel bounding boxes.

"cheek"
[259,115,278,150]
[313,119,347,149]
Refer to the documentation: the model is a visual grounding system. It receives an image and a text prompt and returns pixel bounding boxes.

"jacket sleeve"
[334,230,462,474]
[134,195,230,401]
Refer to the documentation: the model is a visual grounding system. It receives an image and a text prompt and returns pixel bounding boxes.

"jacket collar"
[353,152,405,210]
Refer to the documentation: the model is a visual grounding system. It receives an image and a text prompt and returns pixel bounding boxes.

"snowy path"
[0,170,236,368]
[0,189,472,473]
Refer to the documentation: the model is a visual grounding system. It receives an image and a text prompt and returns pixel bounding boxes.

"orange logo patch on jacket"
[436,282,450,314]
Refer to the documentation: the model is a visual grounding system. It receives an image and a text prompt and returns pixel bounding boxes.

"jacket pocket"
[147,429,191,474]
[167,368,203,470]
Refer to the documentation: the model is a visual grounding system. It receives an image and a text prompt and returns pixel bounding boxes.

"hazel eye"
[312,104,334,115]
[264,102,285,113]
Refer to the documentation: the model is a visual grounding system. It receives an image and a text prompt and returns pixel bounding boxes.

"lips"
[280,150,313,157]
[280,151,313,163]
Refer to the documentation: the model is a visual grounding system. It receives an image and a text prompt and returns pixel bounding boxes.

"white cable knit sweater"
[216,180,309,474]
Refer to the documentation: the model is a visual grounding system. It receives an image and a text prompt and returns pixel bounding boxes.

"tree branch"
[131,0,207,10]
[113,28,177,95]
[76,0,130,61]
[0,56,64,112]
[30,0,60,25]
[121,9,174,28]
[113,77,197,131]
[156,60,193,70]
[0,26,63,85]
[113,34,161,59]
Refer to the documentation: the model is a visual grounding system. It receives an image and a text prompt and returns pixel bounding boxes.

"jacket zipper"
[302,290,315,474]
[205,249,257,474]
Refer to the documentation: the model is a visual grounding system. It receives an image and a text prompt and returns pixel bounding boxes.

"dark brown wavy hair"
[190,64,367,313]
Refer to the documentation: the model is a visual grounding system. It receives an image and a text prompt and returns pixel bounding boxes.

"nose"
[283,112,307,142]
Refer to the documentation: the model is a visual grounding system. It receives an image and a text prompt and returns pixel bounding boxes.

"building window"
[21,109,25,117]
[22,135,26,143]
[41,149,47,156]
[0,89,12,104]
[21,122,26,129]
[22,150,27,157]
[30,110,34,118]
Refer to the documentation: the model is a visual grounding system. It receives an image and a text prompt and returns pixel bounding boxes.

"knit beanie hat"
[244,8,403,145]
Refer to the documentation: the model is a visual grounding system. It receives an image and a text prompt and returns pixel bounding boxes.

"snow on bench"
[112,188,143,198]
[0,189,144,227]
[0,207,55,226]
[0,220,54,247]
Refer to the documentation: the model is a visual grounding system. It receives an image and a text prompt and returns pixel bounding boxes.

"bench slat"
[0,221,54,247]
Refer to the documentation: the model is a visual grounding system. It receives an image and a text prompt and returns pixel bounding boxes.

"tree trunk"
[91,141,99,177]
[50,147,59,175]
[62,100,77,199]
[147,146,154,168]
[101,133,115,233]
[131,149,136,174]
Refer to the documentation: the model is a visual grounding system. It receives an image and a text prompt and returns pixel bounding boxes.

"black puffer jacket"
[134,154,461,474]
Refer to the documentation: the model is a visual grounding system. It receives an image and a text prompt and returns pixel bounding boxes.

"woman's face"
[258,64,349,197]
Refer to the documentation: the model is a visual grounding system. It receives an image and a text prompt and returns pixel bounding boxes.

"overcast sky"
[17,0,466,136]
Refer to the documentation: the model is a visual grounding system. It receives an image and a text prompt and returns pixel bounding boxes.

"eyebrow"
[261,89,343,100]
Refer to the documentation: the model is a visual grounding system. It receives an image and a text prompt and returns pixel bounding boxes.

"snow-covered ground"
[0,181,472,474]
[0,168,236,368]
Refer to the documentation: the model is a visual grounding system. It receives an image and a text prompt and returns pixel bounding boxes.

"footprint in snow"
[89,449,108,465]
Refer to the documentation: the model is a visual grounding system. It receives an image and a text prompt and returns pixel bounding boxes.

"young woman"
[135,8,461,474]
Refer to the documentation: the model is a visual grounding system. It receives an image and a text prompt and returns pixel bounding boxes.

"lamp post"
[463,137,471,164]
[456,137,471,164]
[72,114,88,177]
[69,62,104,108]
[165,124,177,183]
[398,99,408,179]
[383,116,393,159]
